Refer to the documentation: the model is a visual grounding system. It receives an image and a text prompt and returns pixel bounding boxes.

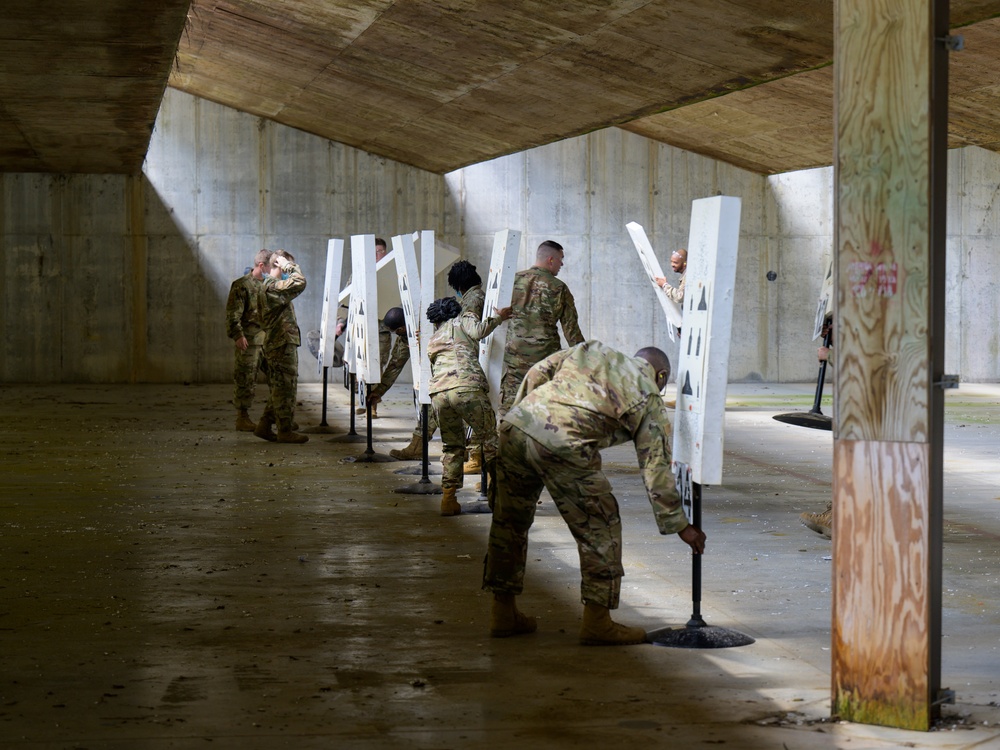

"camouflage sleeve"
[629,396,689,535]
[459,311,503,342]
[663,274,685,304]
[370,336,411,400]
[225,281,246,340]
[559,287,585,346]
[270,264,307,300]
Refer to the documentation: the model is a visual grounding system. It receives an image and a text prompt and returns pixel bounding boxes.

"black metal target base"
[301,424,341,434]
[773,411,832,431]
[327,432,367,443]
[340,452,398,464]
[394,464,442,476]
[647,622,755,650]
[395,481,442,495]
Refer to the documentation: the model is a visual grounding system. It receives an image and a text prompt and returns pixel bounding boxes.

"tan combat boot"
[389,433,423,460]
[463,446,482,475]
[276,429,309,444]
[440,488,462,517]
[800,502,832,539]
[579,602,647,646]
[235,409,256,431]
[254,413,276,442]
[490,593,537,638]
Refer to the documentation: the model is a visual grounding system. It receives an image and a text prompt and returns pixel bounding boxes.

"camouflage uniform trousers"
[430,387,497,491]
[232,339,269,410]
[498,365,529,419]
[260,344,299,432]
[483,424,624,609]
[379,321,392,370]
[405,405,482,460]
[498,355,550,418]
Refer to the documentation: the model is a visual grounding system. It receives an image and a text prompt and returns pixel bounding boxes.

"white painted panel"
[418,230,435,404]
[479,229,520,410]
[318,239,345,372]
[673,196,742,485]
[391,233,423,394]
[626,221,683,332]
[349,235,381,385]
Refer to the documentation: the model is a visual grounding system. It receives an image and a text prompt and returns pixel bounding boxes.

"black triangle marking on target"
[698,286,708,311]
[682,371,693,395]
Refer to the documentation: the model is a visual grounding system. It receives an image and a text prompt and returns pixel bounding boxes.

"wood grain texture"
[832,439,932,730]
[834,0,932,443]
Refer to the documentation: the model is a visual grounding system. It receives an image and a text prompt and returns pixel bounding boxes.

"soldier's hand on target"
[678,524,706,555]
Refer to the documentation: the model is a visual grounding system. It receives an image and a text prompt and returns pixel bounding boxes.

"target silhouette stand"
[647,482,754,650]
[302,365,341,435]
[340,381,396,463]
[395,404,442,494]
[328,371,367,444]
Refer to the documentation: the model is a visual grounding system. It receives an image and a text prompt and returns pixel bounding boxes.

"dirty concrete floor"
[1,380,999,749]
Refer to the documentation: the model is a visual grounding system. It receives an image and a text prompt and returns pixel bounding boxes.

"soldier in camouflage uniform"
[483,341,706,645]
[426,296,512,517]
[378,260,488,461]
[253,251,308,444]
[654,248,687,304]
[499,240,585,418]
[448,260,487,473]
[226,249,272,431]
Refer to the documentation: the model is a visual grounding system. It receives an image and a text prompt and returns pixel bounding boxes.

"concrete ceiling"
[0,0,191,173]
[3,1,1000,176]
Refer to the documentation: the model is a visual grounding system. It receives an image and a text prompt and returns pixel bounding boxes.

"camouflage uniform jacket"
[428,311,504,395]
[460,284,486,318]
[664,271,686,305]
[504,266,584,370]
[370,334,411,401]
[226,273,266,345]
[504,340,687,535]
[257,263,306,354]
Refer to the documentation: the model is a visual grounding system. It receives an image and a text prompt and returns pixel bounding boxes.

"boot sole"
[254,432,277,442]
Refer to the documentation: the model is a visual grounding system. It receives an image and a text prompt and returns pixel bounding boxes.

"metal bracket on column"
[933,374,959,389]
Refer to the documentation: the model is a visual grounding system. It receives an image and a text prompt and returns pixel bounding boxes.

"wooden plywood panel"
[834,0,932,444]
[832,439,932,729]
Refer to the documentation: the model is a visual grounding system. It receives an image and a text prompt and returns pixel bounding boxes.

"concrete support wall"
[2,89,999,384]
[448,129,779,382]
[1,90,452,383]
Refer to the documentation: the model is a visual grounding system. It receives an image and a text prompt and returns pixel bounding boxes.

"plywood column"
[831,0,948,730]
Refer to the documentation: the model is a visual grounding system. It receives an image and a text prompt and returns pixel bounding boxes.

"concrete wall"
[3,88,1000,384]
[0,89,452,383]
[448,129,820,383]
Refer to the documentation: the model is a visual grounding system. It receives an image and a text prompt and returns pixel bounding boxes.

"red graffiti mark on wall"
[870,239,884,257]
[848,261,898,297]
[876,263,897,297]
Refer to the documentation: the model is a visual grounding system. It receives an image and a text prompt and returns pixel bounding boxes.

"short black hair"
[635,347,671,382]
[383,307,405,331]
[426,297,462,326]
[447,260,482,294]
